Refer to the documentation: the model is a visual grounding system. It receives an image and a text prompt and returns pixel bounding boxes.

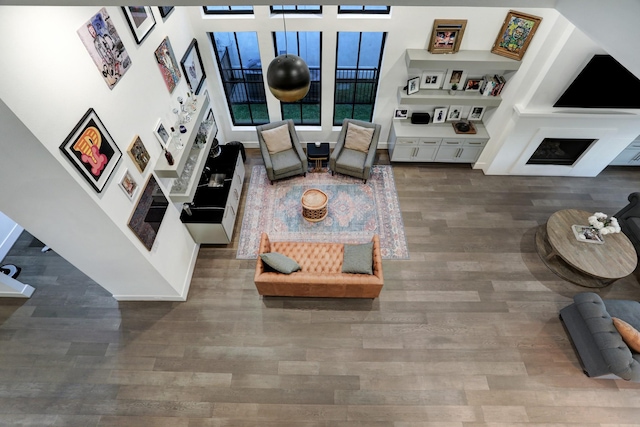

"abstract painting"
[155,37,181,93]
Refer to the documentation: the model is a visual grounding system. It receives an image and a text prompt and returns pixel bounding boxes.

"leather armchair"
[330,119,380,183]
[256,120,307,184]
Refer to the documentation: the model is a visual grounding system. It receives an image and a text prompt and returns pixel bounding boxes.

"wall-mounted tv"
[554,54,640,109]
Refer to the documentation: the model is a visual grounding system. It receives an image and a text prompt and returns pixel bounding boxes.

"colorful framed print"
[427,19,467,54]
[180,39,207,94]
[464,77,483,92]
[77,8,132,90]
[119,168,139,200]
[154,119,171,149]
[394,108,408,119]
[491,10,542,61]
[407,76,420,95]
[468,106,486,121]
[59,108,122,193]
[127,136,151,174]
[155,37,181,93]
[122,6,156,45]
[158,6,175,20]
[443,69,468,90]
[128,175,169,251]
[433,107,448,123]
[446,105,463,121]
[420,70,445,89]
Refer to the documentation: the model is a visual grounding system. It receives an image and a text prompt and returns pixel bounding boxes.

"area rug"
[237,165,409,259]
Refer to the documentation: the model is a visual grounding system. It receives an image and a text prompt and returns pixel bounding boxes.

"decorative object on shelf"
[154,37,181,93]
[420,70,445,89]
[443,69,467,90]
[210,138,221,158]
[128,175,169,251]
[410,112,430,125]
[170,126,184,150]
[464,77,483,92]
[406,76,420,95]
[491,10,542,61]
[427,19,467,54]
[572,225,604,244]
[180,39,207,95]
[446,105,463,121]
[154,119,170,148]
[77,8,132,90]
[158,6,174,20]
[588,212,621,235]
[127,135,151,173]
[449,83,458,95]
[452,120,477,134]
[59,108,122,193]
[394,108,408,119]
[177,96,192,122]
[480,74,506,96]
[118,168,139,200]
[467,106,486,121]
[121,6,155,45]
[433,107,448,123]
[163,146,174,165]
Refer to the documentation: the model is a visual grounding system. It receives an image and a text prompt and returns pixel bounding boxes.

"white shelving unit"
[398,87,502,107]
[405,49,521,71]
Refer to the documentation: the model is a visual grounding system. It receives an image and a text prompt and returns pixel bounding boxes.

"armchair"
[256,120,307,184]
[330,119,380,183]
[615,192,640,255]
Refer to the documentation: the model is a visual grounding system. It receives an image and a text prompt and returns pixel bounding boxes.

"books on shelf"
[480,74,506,97]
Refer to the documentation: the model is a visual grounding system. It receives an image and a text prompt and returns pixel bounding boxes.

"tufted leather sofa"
[254,233,384,298]
[560,292,640,381]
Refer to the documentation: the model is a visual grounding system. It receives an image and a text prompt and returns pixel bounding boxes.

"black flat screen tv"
[554,54,640,109]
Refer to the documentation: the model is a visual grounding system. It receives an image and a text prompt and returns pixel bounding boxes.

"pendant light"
[266,11,310,102]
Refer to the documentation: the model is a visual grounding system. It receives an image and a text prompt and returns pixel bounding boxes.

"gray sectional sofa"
[615,192,640,256]
[560,292,640,381]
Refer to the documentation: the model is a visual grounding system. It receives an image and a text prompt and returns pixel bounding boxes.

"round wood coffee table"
[301,188,328,222]
[535,209,637,287]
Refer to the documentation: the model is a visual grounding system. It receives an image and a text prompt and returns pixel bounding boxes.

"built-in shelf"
[167,131,215,203]
[405,49,521,71]
[398,87,502,107]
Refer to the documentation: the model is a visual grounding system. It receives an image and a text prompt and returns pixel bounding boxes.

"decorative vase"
[449,89,457,95]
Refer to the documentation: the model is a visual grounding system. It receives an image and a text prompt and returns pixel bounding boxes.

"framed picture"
[180,38,207,95]
[464,78,483,92]
[443,69,468,90]
[158,6,175,20]
[205,107,218,139]
[155,37,181,93]
[491,10,542,61]
[468,106,486,121]
[118,168,139,200]
[407,76,420,95]
[59,108,122,193]
[77,8,132,90]
[433,107,448,123]
[446,105,463,121]
[420,70,445,89]
[121,6,156,45]
[154,119,171,149]
[128,175,169,251]
[394,108,408,119]
[127,136,151,174]
[427,19,467,54]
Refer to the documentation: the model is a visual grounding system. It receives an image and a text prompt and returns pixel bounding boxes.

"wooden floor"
[2,148,640,426]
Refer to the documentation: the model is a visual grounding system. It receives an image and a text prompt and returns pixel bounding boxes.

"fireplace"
[526,138,597,166]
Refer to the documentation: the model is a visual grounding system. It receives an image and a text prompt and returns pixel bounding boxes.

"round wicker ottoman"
[301,188,328,222]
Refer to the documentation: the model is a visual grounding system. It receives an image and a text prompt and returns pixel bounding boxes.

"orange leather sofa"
[254,233,384,298]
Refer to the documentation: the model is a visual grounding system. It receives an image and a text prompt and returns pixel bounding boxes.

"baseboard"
[0,272,35,298]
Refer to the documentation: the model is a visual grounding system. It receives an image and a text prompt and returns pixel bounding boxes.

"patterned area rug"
[237,165,409,259]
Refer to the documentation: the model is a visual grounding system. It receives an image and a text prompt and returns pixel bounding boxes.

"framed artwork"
[155,37,181,93]
[205,107,218,139]
[158,6,175,20]
[394,109,408,119]
[121,6,155,45]
[59,108,122,193]
[77,8,132,90]
[407,76,420,95]
[433,107,448,123]
[128,175,169,251]
[420,70,445,89]
[491,10,542,61]
[180,39,207,95]
[464,78,483,92]
[443,69,468,90]
[446,105,463,121]
[119,168,139,200]
[127,136,151,174]
[468,106,486,121]
[154,119,171,148]
[427,19,467,54]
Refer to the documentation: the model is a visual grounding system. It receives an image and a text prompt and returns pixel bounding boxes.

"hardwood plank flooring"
[1,148,640,426]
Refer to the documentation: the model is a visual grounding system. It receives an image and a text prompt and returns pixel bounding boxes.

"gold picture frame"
[127,135,151,174]
[427,19,467,54]
[491,10,542,61]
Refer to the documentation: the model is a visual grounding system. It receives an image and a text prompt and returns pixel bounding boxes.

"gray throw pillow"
[342,242,374,274]
[260,252,301,274]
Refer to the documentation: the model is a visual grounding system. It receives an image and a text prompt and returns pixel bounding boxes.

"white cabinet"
[391,137,440,161]
[610,139,640,166]
[434,139,487,163]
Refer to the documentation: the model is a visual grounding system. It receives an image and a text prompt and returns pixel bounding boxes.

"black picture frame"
[158,6,175,19]
[407,76,420,95]
[180,38,206,95]
[59,108,122,193]
[121,6,156,45]
[128,175,169,251]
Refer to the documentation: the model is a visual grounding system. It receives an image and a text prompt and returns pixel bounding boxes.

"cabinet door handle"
[234,189,239,201]
[634,153,640,161]
[456,148,462,158]
[468,142,481,145]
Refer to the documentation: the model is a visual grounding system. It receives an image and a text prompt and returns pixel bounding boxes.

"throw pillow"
[260,252,301,274]
[344,123,374,153]
[342,242,374,274]
[261,124,292,155]
[612,317,640,353]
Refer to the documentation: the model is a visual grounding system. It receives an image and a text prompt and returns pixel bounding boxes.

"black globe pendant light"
[266,13,311,102]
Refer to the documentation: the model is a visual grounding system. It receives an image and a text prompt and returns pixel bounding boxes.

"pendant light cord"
[282,10,288,57]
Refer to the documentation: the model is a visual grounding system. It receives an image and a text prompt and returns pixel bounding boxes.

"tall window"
[210,32,269,126]
[273,32,321,125]
[338,6,390,14]
[270,5,322,14]
[333,32,386,125]
[203,6,254,14]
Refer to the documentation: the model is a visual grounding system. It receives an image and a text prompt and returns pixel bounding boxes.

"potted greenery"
[449,83,458,95]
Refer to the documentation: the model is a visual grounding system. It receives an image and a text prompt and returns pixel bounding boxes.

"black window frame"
[338,6,391,14]
[270,5,322,14]
[203,6,254,15]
